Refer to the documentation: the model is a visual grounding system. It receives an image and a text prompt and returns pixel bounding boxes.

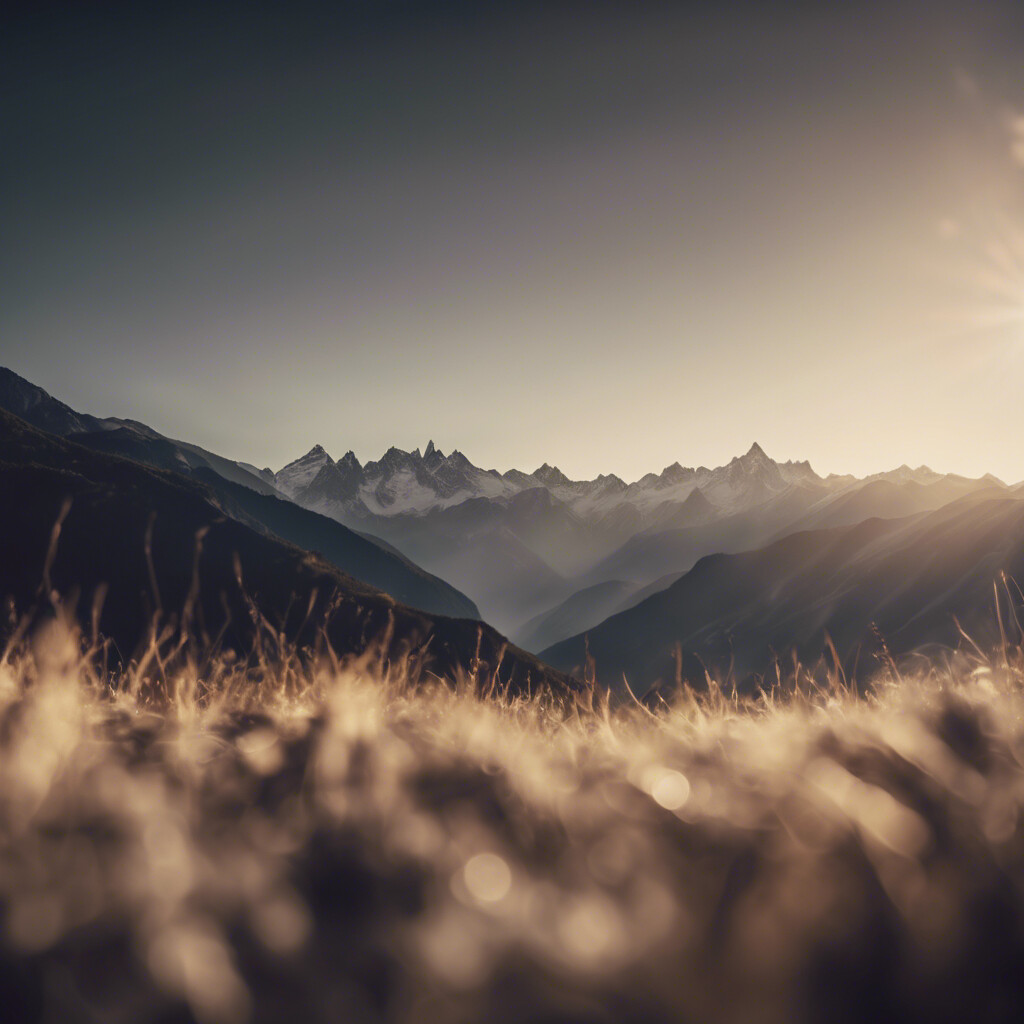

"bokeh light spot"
[649,769,691,810]
[462,853,512,904]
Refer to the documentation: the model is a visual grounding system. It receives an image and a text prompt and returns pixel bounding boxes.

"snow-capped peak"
[731,442,775,470]
[270,436,984,533]
[274,443,335,498]
[533,463,572,489]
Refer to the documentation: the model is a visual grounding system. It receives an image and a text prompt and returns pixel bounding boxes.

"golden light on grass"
[236,727,285,775]
[806,757,931,859]
[249,889,312,955]
[556,892,625,965]
[2,608,1024,1022]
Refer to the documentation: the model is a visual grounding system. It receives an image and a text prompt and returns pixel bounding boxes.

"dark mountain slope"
[0,366,105,435]
[0,410,574,697]
[189,467,479,620]
[0,367,279,496]
[542,494,1024,697]
[30,411,480,620]
[62,424,282,497]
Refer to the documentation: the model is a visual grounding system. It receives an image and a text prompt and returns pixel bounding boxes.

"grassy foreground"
[2,616,1024,1024]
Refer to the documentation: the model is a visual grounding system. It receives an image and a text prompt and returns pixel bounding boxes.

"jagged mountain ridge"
[276,441,516,521]
[273,437,1007,635]
[274,437,988,530]
[274,439,839,525]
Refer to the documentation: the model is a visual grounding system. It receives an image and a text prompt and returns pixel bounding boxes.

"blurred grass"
[2,607,1024,1024]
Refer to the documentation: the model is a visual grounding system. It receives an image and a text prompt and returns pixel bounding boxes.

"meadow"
[2,608,1024,1024]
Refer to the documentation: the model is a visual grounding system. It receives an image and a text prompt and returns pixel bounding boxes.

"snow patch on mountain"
[275,444,334,497]
[272,437,1002,534]
[274,440,831,524]
[275,441,521,517]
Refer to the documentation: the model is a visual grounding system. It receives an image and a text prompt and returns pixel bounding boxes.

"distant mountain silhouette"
[765,476,1004,538]
[542,493,1024,697]
[382,508,571,632]
[0,409,572,697]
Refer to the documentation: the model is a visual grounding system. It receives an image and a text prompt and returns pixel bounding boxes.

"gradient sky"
[4,0,1024,482]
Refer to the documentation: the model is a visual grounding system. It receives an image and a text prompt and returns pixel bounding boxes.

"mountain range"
[2,364,1021,702]
[268,435,1006,638]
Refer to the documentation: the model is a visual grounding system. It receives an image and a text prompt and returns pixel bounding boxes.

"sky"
[4,0,1024,483]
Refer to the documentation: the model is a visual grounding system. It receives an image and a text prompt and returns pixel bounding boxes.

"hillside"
[543,493,1024,696]
[3,367,1007,639]
[0,369,481,620]
[0,367,280,496]
[0,409,573,698]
